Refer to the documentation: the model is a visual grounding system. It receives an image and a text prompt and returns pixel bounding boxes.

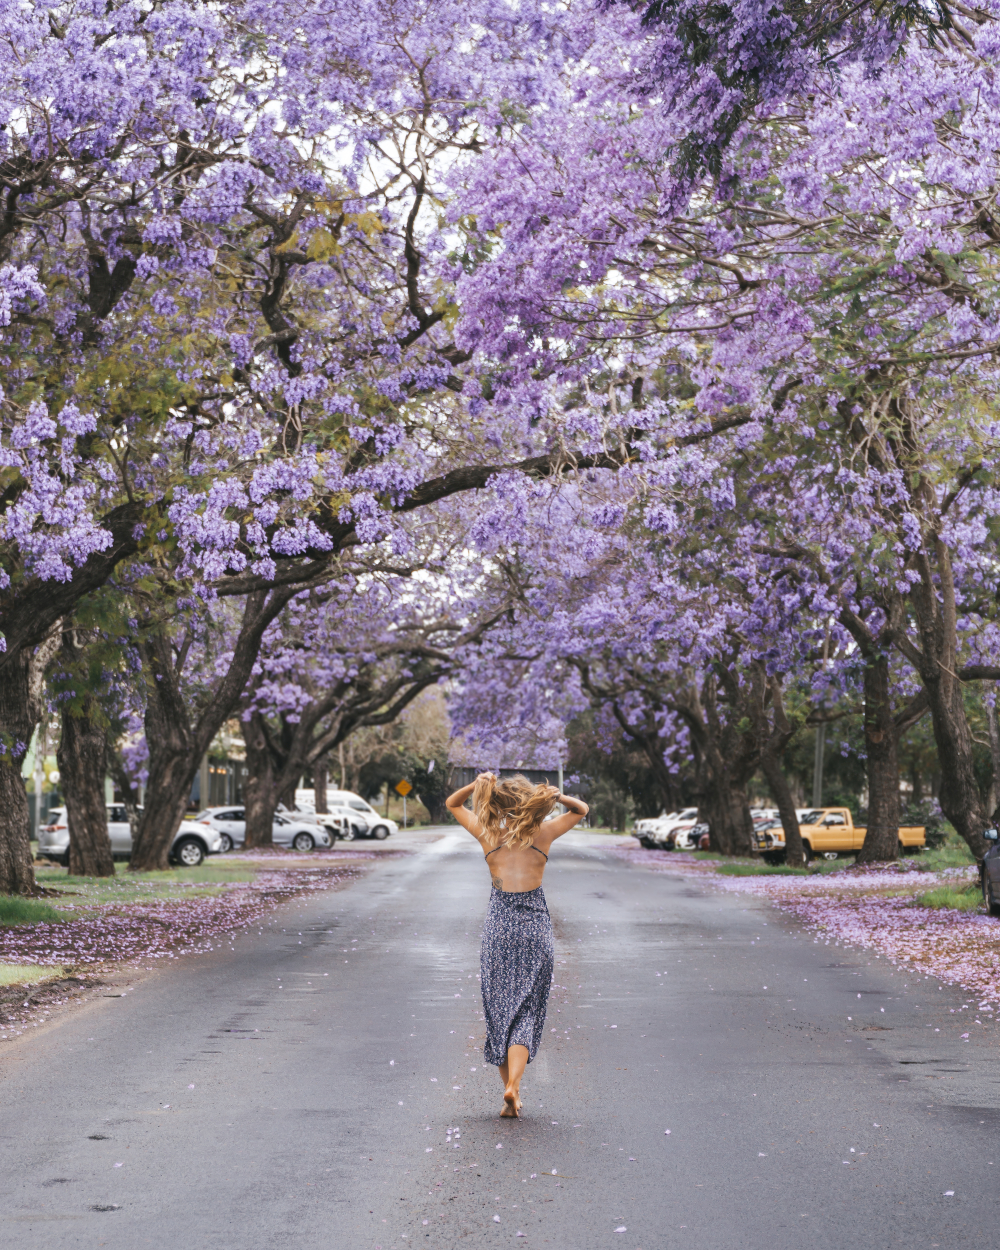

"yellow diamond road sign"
[395,779,412,796]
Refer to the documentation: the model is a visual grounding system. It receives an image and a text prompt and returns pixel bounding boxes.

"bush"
[0,895,64,927]
[904,798,948,850]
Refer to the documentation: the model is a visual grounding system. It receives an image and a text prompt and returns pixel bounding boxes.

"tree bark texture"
[751,673,805,867]
[58,701,115,877]
[987,701,1000,822]
[313,760,329,813]
[0,628,62,894]
[856,650,901,864]
[242,712,277,848]
[904,532,989,859]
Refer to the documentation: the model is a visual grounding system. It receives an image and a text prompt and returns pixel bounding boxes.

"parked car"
[633,808,699,849]
[323,790,398,840]
[37,806,221,867]
[669,820,700,850]
[656,809,699,849]
[194,807,334,852]
[282,801,355,841]
[798,807,925,859]
[755,808,927,864]
[753,819,788,863]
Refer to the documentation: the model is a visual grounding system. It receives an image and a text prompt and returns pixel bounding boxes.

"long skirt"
[480,886,554,1066]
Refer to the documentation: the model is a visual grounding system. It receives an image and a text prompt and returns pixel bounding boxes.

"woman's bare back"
[483,841,549,893]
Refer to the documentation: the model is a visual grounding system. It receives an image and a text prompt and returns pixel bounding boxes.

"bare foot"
[500,1087,521,1118]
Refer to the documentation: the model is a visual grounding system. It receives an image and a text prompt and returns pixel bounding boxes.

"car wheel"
[173,837,205,868]
[371,825,390,840]
[292,832,315,852]
[985,875,1000,918]
[219,833,233,853]
[60,850,71,868]
[801,841,813,864]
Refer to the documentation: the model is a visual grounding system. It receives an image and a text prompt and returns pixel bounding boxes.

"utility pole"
[812,725,825,808]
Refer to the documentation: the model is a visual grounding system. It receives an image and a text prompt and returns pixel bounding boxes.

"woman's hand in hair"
[445,780,487,842]
[557,793,589,817]
[445,780,477,810]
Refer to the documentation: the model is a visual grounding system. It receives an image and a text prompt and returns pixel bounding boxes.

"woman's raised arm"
[445,778,485,839]
[536,793,589,845]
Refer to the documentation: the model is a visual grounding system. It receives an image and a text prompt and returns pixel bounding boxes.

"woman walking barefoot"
[445,773,589,1119]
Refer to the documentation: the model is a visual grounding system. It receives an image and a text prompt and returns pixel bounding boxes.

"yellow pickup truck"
[756,807,926,863]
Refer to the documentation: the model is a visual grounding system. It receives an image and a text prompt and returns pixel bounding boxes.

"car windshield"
[798,810,822,824]
[349,800,370,811]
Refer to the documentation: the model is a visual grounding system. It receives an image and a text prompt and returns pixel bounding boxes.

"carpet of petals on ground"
[0,856,368,969]
[614,844,1000,1013]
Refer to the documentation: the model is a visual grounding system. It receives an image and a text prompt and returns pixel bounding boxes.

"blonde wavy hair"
[472,773,560,849]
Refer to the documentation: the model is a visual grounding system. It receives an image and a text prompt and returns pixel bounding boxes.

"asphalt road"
[1,830,998,1250]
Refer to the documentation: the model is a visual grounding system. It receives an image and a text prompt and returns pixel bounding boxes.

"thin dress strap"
[483,843,548,861]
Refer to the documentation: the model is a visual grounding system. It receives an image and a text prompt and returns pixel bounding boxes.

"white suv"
[296,790,398,840]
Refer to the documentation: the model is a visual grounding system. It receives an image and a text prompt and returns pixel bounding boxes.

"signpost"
[395,779,412,828]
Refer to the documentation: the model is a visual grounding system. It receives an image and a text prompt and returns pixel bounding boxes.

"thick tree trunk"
[988,702,1000,822]
[759,750,805,867]
[0,629,62,894]
[905,537,989,859]
[59,703,114,877]
[243,713,278,848]
[0,655,37,896]
[923,680,988,857]
[700,774,755,856]
[856,651,901,864]
[129,632,197,871]
[314,760,329,813]
[750,671,805,867]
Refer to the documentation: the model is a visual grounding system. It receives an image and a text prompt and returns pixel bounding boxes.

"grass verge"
[715,862,812,877]
[32,862,258,910]
[913,882,983,912]
[907,831,977,872]
[0,896,64,927]
[0,964,67,985]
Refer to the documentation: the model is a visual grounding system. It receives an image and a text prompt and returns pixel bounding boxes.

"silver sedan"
[192,807,332,852]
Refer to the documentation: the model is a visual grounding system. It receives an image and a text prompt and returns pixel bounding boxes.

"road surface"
[1,830,997,1249]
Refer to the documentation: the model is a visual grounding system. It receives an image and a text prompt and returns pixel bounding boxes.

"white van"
[295,789,398,840]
